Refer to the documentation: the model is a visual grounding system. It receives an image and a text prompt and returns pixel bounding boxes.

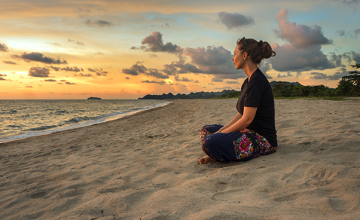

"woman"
[199,37,277,164]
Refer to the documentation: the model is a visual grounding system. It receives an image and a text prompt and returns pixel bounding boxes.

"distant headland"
[87,97,102,100]
[138,81,303,100]
[138,89,239,99]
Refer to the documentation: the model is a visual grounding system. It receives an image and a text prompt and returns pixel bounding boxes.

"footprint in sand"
[276,163,359,213]
[281,163,339,186]
[273,193,300,202]
[328,196,359,213]
[29,191,47,199]
[210,189,244,204]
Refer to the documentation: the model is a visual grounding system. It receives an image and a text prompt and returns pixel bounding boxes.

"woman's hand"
[221,107,257,133]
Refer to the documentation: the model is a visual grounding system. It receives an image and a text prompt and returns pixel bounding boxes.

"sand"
[0,99,360,220]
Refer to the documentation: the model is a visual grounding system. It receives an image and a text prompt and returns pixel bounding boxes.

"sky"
[0,0,359,99]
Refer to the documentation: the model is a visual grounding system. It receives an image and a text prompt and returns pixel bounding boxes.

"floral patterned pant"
[200,124,277,163]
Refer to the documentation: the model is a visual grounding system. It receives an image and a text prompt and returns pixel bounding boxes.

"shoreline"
[1,99,360,219]
[0,100,172,144]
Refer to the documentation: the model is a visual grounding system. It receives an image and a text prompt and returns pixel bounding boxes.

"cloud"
[88,68,108,76]
[44,79,57,82]
[350,51,360,63]
[0,74,7,80]
[355,29,360,37]
[0,43,9,52]
[271,9,336,72]
[175,75,192,82]
[122,62,147,76]
[75,7,92,13]
[74,73,93,77]
[12,52,67,64]
[259,61,273,79]
[144,69,169,79]
[134,32,178,53]
[183,46,242,79]
[226,80,238,84]
[310,68,348,80]
[68,38,84,46]
[337,29,345,36]
[277,72,293,78]
[336,29,360,38]
[2,60,16,65]
[328,52,345,67]
[26,86,33,88]
[49,66,60,71]
[214,86,232,90]
[272,44,335,72]
[163,61,202,75]
[28,67,50,77]
[61,66,84,72]
[274,9,332,48]
[174,62,202,74]
[133,32,245,79]
[342,51,360,63]
[122,62,170,79]
[65,82,76,85]
[339,0,360,5]
[85,19,112,27]
[212,78,223,82]
[125,77,130,79]
[218,11,254,29]
[163,63,178,75]
[94,52,104,55]
[141,80,166,84]
[185,46,230,66]
[50,66,84,72]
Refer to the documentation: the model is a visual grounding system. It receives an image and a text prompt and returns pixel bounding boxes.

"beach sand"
[1,99,360,219]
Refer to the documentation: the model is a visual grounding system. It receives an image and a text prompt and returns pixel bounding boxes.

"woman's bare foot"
[199,156,214,165]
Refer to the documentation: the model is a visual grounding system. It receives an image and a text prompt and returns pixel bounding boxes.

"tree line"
[272,63,360,97]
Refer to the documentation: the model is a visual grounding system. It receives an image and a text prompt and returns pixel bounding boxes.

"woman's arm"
[215,113,242,133]
[221,107,257,133]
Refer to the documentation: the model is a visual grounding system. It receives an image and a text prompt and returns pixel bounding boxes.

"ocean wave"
[55,110,68,115]
[0,100,172,143]
[27,125,58,131]
[65,115,100,123]
[7,125,22,128]
[0,109,18,114]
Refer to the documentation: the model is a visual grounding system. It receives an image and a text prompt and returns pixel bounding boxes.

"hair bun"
[258,40,263,46]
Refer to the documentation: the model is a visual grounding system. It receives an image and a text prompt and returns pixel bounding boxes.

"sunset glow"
[1,0,359,99]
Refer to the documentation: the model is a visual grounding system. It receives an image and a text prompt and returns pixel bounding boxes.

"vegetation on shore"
[139,64,360,100]
[272,63,359,98]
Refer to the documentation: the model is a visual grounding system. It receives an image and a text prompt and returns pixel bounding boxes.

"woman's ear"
[243,51,248,60]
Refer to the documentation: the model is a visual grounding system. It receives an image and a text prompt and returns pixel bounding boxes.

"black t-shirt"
[236,68,277,147]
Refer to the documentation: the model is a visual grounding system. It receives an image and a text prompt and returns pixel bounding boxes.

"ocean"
[0,99,170,143]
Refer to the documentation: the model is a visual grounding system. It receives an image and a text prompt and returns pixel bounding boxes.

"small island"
[87,97,102,100]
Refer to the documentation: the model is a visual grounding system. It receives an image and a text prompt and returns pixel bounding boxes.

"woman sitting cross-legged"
[199,37,278,165]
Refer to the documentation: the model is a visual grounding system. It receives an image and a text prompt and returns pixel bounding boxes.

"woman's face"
[232,45,244,70]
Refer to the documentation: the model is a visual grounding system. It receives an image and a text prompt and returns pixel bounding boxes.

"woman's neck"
[243,64,258,80]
